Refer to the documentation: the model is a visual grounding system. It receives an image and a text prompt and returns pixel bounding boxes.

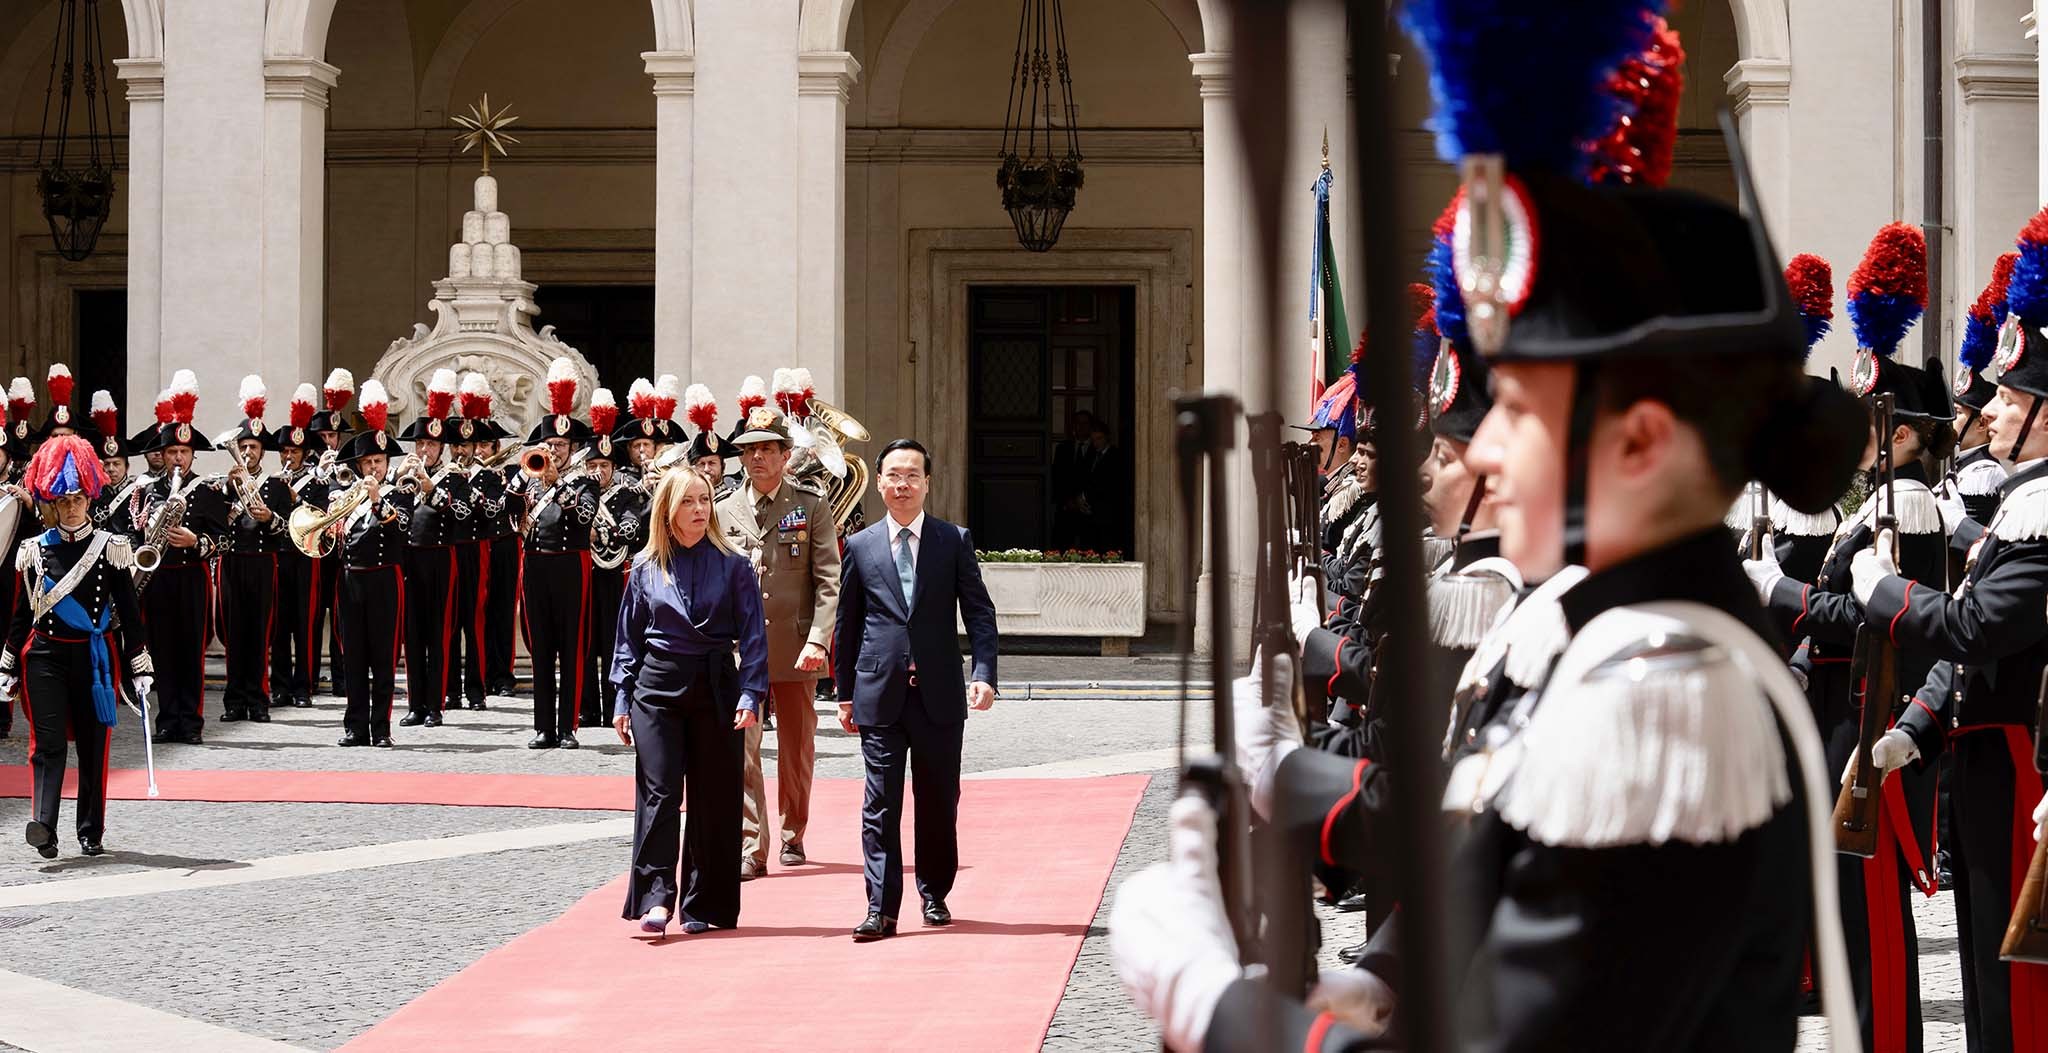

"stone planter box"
[959,562,1147,650]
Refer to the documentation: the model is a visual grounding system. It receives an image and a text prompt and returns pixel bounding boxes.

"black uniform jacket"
[2,530,153,682]
[340,487,414,569]
[519,473,599,552]
[1209,529,1811,1053]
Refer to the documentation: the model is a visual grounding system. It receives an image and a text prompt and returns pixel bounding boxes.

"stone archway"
[1721,0,1793,250]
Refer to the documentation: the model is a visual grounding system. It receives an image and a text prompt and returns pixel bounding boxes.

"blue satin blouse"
[611,538,770,718]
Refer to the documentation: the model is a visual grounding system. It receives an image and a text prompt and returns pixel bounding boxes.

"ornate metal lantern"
[996,0,1084,252]
[36,0,119,262]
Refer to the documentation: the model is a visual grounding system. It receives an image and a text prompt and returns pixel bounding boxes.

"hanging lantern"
[36,0,119,262]
[996,0,1084,252]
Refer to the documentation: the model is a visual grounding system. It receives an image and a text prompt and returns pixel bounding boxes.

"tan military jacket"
[718,476,841,682]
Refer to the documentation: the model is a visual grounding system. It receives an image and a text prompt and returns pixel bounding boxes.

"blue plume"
[1425,232,1469,353]
[1959,315,1999,373]
[1801,315,1831,352]
[56,452,80,496]
[2011,210,2048,328]
[1399,0,1665,177]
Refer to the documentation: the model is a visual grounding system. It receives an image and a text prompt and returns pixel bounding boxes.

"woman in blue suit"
[612,468,767,935]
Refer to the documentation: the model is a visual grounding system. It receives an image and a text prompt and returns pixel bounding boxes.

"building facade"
[0,0,2038,625]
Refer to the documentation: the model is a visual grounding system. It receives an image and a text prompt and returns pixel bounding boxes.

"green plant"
[976,548,1126,564]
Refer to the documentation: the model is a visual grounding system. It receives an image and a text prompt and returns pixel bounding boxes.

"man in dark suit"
[834,438,999,941]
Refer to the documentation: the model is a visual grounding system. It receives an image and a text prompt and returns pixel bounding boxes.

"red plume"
[289,383,317,430]
[628,378,657,420]
[459,372,493,419]
[168,370,198,425]
[424,368,458,419]
[154,391,172,424]
[239,375,267,423]
[1976,252,2020,323]
[1784,254,1834,322]
[323,368,354,412]
[545,357,578,417]
[737,376,767,416]
[7,378,33,424]
[685,383,718,432]
[91,390,119,439]
[1588,17,1685,187]
[589,389,618,435]
[46,363,73,410]
[359,379,389,433]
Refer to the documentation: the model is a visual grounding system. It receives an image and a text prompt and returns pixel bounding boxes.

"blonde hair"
[640,468,734,571]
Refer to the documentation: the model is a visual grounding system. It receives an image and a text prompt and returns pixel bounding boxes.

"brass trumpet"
[519,447,554,477]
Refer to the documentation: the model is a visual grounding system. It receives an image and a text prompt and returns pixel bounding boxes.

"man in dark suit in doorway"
[834,438,999,941]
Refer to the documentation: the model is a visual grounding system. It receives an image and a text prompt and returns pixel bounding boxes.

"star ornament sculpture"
[453,94,521,174]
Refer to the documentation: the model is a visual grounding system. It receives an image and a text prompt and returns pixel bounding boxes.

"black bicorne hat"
[338,428,395,464]
[1850,354,1951,422]
[1994,317,2048,401]
[1427,336,1492,444]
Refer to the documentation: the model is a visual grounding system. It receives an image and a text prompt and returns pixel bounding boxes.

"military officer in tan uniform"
[719,405,841,879]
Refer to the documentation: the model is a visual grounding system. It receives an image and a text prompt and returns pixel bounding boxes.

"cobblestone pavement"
[0,677,1978,1051]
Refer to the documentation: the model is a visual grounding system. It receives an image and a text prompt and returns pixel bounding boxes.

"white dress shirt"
[887,510,925,570]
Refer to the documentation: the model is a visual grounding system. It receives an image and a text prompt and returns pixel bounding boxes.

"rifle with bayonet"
[1838,392,1898,858]
[1749,483,1773,562]
[1999,666,2048,963]
[1284,441,1328,621]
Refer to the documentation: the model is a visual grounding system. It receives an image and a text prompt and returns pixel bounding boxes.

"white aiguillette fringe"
[1323,474,1363,527]
[1492,603,1791,848]
[1429,557,1520,650]
[1768,498,1838,538]
[1455,565,1585,695]
[1723,481,1762,533]
[106,535,133,570]
[1957,458,2007,496]
[1836,479,1941,540]
[1990,476,2048,542]
[14,537,34,572]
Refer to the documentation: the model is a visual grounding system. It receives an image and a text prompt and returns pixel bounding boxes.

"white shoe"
[639,906,670,933]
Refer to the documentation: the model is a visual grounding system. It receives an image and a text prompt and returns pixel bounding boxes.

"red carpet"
[0,766,638,810]
[343,775,1149,1052]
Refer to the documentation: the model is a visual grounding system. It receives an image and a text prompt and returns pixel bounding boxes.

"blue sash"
[39,533,118,726]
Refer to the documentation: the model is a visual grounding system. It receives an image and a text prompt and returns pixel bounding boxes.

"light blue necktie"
[896,526,916,608]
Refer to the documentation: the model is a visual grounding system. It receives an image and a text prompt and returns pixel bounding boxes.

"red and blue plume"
[1308,371,1359,440]
[1961,252,2019,375]
[1407,283,1439,391]
[24,434,110,501]
[1424,198,1469,353]
[1847,223,1928,356]
[2008,207,2048,329]
[1399,0,1665,177]
[1783,254,1834,355]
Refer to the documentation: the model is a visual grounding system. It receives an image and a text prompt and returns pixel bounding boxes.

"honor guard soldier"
[653,374,683,447]
[1746,224,1951,1052]
[618,379,664,475]
[719,385,840,878]
[1945,252,2017,528]
[7,378,36,456]
[588,413,646,727]
[1113,5,1870,1047]
[87,391,138,528]
[456,372,511,707]
[0,409,33,739]
[516,356,601,749]
[212,376,299,724]
[477,394,524,700]
[684,383,729,488]
[33,364,80,443]
[270,384,326,710]
[331,381,410,747]
[308,368,356,694]
[1856,205,2048,1052]
[131,389,170,481]
[394,368,471,728]
[2,435,153,858]
[140,369,227,746]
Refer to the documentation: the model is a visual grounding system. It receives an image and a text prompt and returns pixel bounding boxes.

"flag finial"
[1321,126,1331,171]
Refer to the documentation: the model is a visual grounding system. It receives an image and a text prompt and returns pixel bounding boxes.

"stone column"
[159,1,270,423]
[115,57,164,416]
[645,50,695,382]
[796,51,860,401]
[691,3,800,403]
[1725,58,1794,255]
[1191,50,1256,647]
[1954,45,2037,315]
[263,58,340,388]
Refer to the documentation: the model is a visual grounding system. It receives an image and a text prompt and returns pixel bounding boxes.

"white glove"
[1850,532,1898,606]
[0,674,15,700]
[2033,791,2045,845]
[131,676,154,707]
[1870,728,1919,772]
[1233,650,1303,821]
[1936,492,1966,535]
[1741,555,1783,603]
[1288,575,1322,646]
[1110,796,1242,1053]
[1306,967,1396,1039]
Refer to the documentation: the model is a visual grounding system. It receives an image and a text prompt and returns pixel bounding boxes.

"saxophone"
[133,466,191,591]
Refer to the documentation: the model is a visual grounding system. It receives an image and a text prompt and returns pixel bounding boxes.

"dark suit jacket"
[834,513,998,727]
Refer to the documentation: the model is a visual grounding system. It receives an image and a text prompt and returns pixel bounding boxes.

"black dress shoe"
[251,711,272,724]
[293,696,313,708]
[922,899,952,926]
[270,695,292,712]
[371,736,394,748]
[852,912,898,941]
[528,732,558,749]
[180,732,204,745]
[423,712,441,728]
[337,729,364,747]
[151,730,176,744]
[220,711,244,723]
[467,699,487,711]
[79,840,104,857]
[558,733,580,750]
[399,713,426,727]
[1335,891,1369,913]
[26,820,56,858]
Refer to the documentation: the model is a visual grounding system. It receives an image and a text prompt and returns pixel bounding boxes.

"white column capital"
[798,50,862,101]
[115,57,165,101]
[1957,52,2039,101]
[262,57,340,107]
[642,51,697,95]
[1725,57,1792,117]
[1190,51,1231,97]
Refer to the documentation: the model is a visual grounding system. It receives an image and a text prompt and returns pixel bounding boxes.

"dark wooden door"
[74,288,126,423]
[530,285,654,397]
[966,286,1134,556]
